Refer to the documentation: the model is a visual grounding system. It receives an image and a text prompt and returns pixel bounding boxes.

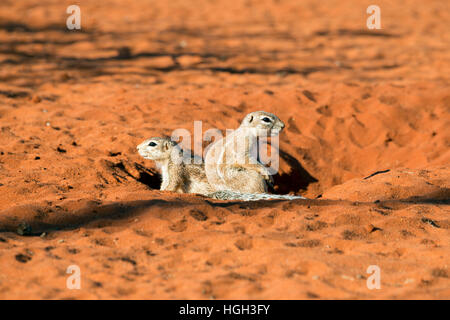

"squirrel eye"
[262,117,272,123]
[148,142,157,147]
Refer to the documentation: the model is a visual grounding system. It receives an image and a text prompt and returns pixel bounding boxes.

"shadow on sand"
[0,188,447,237]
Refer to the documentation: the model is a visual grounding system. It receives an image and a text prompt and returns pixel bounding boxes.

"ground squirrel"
[137,137,213,195]
[205,111,285,194]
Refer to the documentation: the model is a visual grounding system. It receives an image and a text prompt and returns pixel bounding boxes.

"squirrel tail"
[208,190,306,201]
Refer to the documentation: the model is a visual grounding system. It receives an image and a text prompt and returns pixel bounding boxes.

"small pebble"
[179,40,187,48]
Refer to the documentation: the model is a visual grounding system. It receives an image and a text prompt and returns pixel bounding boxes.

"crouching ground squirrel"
[137,137,213,195]
[205,111,285,194]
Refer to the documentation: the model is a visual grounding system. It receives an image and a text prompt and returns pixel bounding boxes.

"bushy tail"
[208,190,306,201]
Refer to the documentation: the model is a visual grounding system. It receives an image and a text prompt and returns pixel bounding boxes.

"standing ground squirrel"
[205,111,285,194]
[137,137,213,195]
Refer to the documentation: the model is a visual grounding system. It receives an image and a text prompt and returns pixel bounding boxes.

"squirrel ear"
[248,116,253,123]
[164,141,170,151]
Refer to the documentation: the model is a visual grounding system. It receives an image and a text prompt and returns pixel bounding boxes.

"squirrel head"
[240,111,285,136]
[137,137,180,161]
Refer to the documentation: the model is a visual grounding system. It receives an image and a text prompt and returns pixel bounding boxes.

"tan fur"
[137,137,213,195]
[205,111,285,193]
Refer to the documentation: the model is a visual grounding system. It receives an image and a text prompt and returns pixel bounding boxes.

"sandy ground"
[0,0,449,299]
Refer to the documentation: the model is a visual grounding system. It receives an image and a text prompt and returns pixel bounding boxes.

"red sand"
[0,0,449,299]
